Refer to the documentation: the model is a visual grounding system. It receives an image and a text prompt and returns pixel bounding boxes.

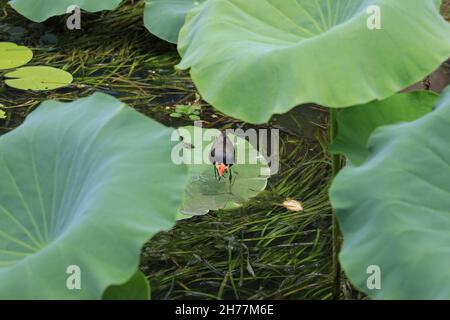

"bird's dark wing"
[209,132,235,165]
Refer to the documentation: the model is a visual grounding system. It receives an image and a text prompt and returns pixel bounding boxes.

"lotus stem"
[329,108,342,300]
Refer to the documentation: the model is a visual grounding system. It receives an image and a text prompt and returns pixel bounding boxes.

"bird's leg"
[228,168,233,194]
[231,171,238,186]
[213,165,217,179]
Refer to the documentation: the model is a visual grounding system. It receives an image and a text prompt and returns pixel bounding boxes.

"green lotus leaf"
[175,126,270,218]
[177,0,450,124]
[0,93,187,299]
[102,271,150,300]
[330,91,438,165]
[0,110,6,120]
[0,42,33,70]
[8,0,123,22]
[170,112,182,118]
[189,115,200,121]
[5,66,73,91]
[143,0,206,43]
[330,87,450,299]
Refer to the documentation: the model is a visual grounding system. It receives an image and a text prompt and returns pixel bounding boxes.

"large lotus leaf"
[8,0,123,22]
[175,126,270,218]
[0,42,32,70]
[330,91,438,165]
[5,66,73,91]
[144,0,206,44]
[0,93,187,299]
[330,87,450,299]
[177,0,450,124]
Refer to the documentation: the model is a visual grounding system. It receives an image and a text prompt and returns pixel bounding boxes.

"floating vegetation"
[0,41,32,69]
[170,104,201,121]
[0,41,73,90]
[5,66,73,90]
[176,126,271,218]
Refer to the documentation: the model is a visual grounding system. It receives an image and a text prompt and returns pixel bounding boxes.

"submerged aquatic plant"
[144,138,333,300]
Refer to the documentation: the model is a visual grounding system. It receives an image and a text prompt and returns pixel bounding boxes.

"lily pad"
[143,0,206,43]
[177,0,450,123]
[102,271,150,300]
[0,42,33,70]
[0,93,187,299]
[8,0,123,22]
[5,66,73,91]
[330,91,438,165]
[330,87,450,299]
[175,126,270,218]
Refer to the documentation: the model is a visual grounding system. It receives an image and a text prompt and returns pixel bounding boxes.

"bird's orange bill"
[216,163,228,177]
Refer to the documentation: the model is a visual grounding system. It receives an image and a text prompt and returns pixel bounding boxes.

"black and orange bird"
[209,131,235,184]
